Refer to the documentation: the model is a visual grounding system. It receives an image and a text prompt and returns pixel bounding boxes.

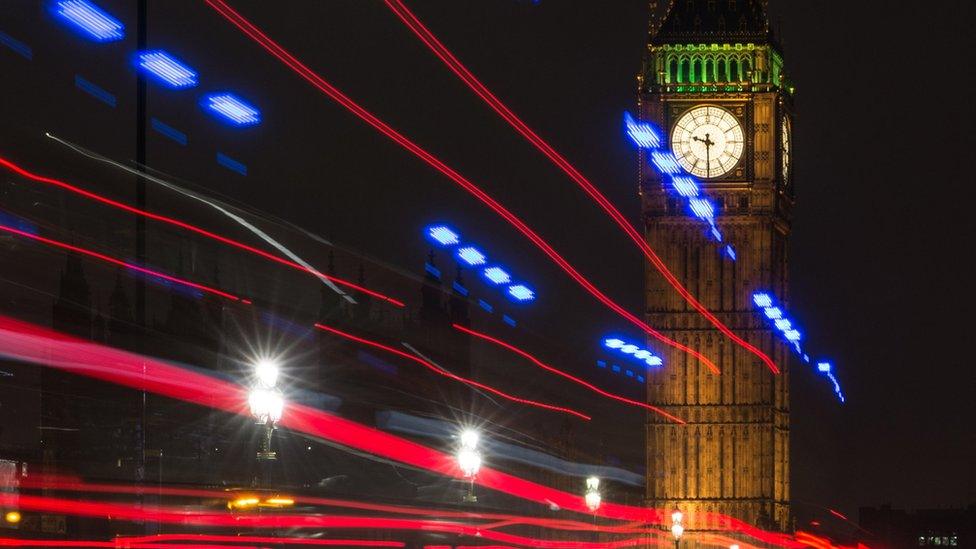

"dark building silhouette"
[419,251,448,326]
[319,251,474,425]
[51,253,93,339]
[859,504,974,548]
[353,263,372,325]
[42,254,134,537]
[318,251,344,322]
[106,268,138,349]
[409,250,472,379]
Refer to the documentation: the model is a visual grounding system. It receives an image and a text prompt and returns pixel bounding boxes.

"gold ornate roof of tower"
[650,0,771,45]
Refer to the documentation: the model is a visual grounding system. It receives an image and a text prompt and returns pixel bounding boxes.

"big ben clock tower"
[640,0,793,537]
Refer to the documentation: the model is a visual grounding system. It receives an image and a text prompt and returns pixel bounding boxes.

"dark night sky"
[2,0,975,520]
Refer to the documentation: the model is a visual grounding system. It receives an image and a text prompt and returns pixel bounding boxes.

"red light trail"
[120,535,407,547]
[828,508,849,521]
[0,156,405,308]
[202,0,720,375]
[0,539,258,549]
[379,0,779,375]
[314,322,591,420]
[0,316,800,547]
[12,474,658,536]
[452,324,684,424]
[0,223,241,302]
[0,494,662,549]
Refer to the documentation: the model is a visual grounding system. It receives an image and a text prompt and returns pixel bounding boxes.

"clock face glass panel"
[670,105,744,179]
[781,117,791,182]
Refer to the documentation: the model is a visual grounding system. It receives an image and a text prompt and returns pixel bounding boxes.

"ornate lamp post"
[457,429,481,503]
[670,510,684,549]
[248,359,283,461]
[584,476,602,512]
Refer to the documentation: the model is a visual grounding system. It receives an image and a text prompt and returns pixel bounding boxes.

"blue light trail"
[203,93,261,126]
[603,337,664,368]
[752,292,845,403]
[649,151,682,175]
[422,224,537,304]
[670,176,700,198]
[689,197,716,221]
[427,225,460,246]
[482,266,511,285]
[74,74,115,107]
[0,30,33,59]
[624,112,661,149]
[456,246,487,266]
[151,118,187,146]
[507,284,535,302]
[816,362,846,403]
[53,0,124,42]
[137,50,197,88]
[624,112,728,256]
[216,152,246,175]
[452,280,469,296]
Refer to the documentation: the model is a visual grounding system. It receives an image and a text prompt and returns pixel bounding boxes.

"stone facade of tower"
[639,0,793,535]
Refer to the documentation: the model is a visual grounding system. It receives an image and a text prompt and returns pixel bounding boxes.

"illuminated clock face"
[781,117,791,182]
[670,105,744,179]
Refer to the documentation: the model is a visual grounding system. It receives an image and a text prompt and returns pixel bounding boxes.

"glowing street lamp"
[254,358,279,388]
[584,476,601,512]
[670,510,684,549]
[248,387,283,424]
[248,359,283,461]
[457,429,481,503]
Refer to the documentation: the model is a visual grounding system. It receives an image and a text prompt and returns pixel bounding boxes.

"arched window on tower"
[743,58,753,81]
[680,58,691,83]
[730,59,740,82]
[669,58,679,84]
[704,58,714,83]
[692,58,702,83]
[717,56,727,81]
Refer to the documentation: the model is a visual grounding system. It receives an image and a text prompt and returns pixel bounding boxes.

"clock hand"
[690,132,719,177]
[706,138,710,177]
[692,133,717,148]
[693,133,716,177]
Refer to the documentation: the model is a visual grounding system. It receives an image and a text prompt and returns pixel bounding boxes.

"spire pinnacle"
[652,0,771,45]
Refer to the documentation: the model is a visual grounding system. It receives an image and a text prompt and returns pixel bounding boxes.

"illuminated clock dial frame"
[670,105,744,179]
